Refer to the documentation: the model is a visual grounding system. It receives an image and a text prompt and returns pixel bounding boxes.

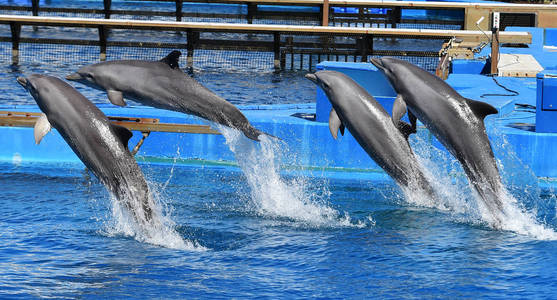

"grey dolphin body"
[306,71,434,197]
[18,74,153,225]
[66,51,268,141]
[371,57,504,221]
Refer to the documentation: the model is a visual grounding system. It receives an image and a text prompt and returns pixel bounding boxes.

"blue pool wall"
[0,103,392,178]
[5,59,557,181]
[4,27,557,182]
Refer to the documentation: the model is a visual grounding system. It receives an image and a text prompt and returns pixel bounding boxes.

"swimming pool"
[2,1,557,299]
[2,157,557,298]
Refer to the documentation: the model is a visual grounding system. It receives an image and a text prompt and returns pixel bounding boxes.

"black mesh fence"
[0,2,458,72]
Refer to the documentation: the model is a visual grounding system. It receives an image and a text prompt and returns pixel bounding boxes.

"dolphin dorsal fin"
[392,94,407,124]
[34,113,52,144]
[466,98,498,120]
[329,108,345,139]
[110,124,133,150]
[160,50,182,70]
[392,94,417,137]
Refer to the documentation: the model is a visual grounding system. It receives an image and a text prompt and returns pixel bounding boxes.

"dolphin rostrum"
[306,70,434,198]
[18,74,153,225]
[66,50,270,141]
[371,57,504,223]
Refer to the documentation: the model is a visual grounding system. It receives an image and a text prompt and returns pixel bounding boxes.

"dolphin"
[306,70,434,197]
[371,57,504,222]
[66,50,270,141]
[17,74,153,225]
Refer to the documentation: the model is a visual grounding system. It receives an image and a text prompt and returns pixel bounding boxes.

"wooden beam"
[166,0,557,10]
[0,111,221,135]
[321,0,329,26]
[491,27,499,75]
[0,15,532,44]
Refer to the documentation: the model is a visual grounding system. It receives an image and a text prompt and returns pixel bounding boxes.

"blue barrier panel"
[536,70,557,133]
[545,28,557,47]
[451,59,486,74]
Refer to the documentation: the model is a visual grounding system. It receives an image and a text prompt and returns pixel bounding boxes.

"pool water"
[2,1,557,298]
[2,159,557,298]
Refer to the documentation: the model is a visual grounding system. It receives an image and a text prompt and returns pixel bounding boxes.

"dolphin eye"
[83,73,95,81]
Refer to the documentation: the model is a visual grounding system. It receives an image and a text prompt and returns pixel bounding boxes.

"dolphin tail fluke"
[242,127,280,142]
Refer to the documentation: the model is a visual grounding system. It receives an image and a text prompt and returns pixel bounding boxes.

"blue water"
[2,1,557,299]
[1,161,557,298]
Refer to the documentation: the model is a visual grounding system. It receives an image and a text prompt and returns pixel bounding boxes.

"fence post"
[98,25,107,61]
[10,22,21,64]
[490,12,500,75]
[103,0,112,19]
[273,32,281,70]
[247,3,257,24]
[176,0,183,22]
[390,7,401,28]
[187,30,198,69]
[358,35,373,62]
[31,0,39,16]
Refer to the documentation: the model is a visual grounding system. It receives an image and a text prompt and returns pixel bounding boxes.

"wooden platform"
[0,111,221,135]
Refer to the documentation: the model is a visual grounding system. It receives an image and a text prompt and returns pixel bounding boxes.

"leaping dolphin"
[371,57,504,223]
[306,71,435,198]
[66,50,270,141]
[18,74,153,225]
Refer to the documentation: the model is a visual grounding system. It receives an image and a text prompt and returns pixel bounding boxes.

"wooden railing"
[0,15,532,68]
[6,0,556,29]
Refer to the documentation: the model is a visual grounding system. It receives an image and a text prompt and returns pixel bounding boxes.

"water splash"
[409,130,557,240]
[91,119,205,250]
[217,125,368,228]
[487,125,557,239]
[102,183,207,251]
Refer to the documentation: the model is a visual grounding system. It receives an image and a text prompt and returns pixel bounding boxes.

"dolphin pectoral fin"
[329,108,344,140]
[160,50,182,70]
[110,123,133,150]
[466,98,499,120]
[397,121,416,140]
[107,90,126,107]
[34,113,52,144]
[392,94,407,124]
